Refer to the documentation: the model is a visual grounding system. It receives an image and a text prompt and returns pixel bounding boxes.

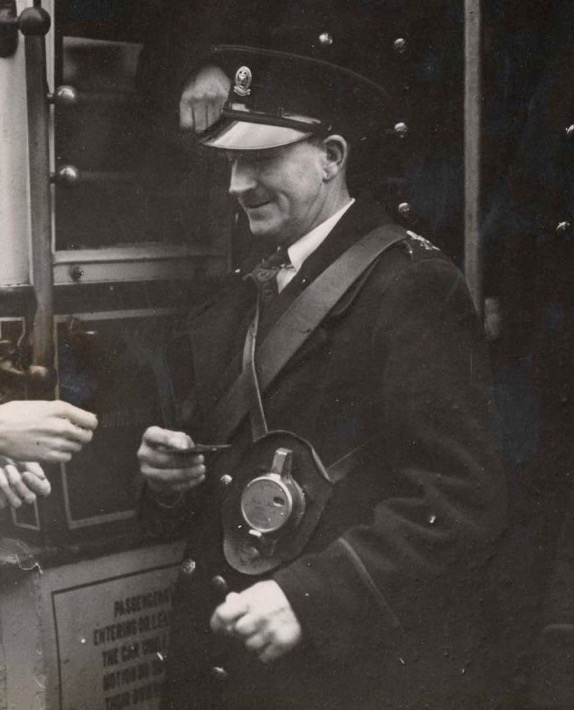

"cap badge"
[234,66,252,97]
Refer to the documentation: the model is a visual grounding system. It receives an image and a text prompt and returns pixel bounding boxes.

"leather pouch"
[222,430,333,575]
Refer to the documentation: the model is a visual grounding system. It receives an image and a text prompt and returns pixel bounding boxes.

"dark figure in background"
[480,1,574,707]
[137,25,505,710]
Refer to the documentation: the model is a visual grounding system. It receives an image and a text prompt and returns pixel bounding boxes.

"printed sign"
[50,557,181,709]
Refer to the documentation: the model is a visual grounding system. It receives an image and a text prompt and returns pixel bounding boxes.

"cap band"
[226,103,325,131]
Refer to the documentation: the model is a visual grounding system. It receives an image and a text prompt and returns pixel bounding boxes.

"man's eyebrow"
[225,148,280,163]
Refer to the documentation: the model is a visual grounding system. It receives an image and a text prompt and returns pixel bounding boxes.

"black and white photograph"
[0,1,572,708]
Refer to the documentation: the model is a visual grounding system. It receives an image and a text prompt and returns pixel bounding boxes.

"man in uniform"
[137,41,505,710]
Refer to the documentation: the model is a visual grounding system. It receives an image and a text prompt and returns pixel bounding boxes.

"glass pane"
[57,313,170,526]
[54,23,230,251]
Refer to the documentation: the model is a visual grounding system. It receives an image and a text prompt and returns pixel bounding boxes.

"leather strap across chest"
[203,223,407,444]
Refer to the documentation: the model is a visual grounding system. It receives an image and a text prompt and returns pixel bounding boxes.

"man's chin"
[247,218,281,241]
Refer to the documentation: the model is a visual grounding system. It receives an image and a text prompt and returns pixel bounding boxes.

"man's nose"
[228,160,257,198]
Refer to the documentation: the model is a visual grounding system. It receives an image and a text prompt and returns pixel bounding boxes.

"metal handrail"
[21,5,54,376]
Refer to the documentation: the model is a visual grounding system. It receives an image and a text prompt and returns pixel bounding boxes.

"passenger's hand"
[211,581,303,664]
[0,400,98,463]
[0,458,51,510]
[179,64,231,132]
[138,426,206,496]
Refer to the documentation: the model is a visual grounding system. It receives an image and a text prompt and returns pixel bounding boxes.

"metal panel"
[0,542,184,710]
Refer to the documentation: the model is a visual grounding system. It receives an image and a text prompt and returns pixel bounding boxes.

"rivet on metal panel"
[398,202,413,218]
[393,38,407,54]
[394,122,409,138]
[556,221,572,236]
[318,32,333,46]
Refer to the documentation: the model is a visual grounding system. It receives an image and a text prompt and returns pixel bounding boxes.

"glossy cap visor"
[200,110,322,150]
[201,121,312,150]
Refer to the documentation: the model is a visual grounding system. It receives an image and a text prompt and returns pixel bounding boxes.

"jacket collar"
[240,194,390,278]
[255,195,391,337]
[295,194,391,285]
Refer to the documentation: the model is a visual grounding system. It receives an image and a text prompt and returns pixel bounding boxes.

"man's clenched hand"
[180,65,231,133]
[211,581,303,664]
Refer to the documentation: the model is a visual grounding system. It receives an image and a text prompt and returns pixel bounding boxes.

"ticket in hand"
[157,441,231,454]
[179,443,231,454]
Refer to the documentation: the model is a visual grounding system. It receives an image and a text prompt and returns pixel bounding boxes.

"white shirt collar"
[287,198,356,272]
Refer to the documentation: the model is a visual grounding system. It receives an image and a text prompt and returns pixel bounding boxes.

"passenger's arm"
[0,400,98,463]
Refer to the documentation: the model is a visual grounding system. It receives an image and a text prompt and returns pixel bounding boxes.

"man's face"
[227,139,331,245]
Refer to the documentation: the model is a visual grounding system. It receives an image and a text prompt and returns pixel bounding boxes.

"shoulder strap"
[205,223,407,442]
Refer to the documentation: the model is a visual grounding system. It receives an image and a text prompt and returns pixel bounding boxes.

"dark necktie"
[245,247,292,305]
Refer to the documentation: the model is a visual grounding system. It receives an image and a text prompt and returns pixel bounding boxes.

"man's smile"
[242,198,273,210]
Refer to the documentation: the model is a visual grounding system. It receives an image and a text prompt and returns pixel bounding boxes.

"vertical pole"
[20,6,54,377]
[464,0,483,315]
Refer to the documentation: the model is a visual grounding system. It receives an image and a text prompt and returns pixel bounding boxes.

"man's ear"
[322,135,348,181]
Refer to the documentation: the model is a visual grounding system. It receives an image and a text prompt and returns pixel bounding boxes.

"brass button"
[318,32,333,46]
[211,666,228,681]
[180,558,196,576]
[219,474,233,488]
[212,575,229,594]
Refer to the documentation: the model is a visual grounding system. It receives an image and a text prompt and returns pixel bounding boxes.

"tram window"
[56,313,169,529]
[54,4,230,253]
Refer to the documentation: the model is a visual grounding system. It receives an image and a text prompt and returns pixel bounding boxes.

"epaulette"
[403,229,443,260]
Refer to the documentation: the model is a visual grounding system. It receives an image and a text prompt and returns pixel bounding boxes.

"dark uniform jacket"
[140,198,505,710]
